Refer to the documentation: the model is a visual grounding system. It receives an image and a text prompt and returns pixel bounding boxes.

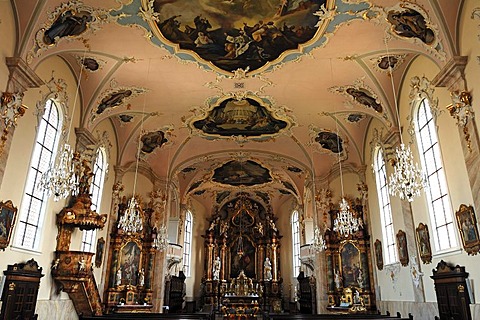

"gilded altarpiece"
[202,194,283,313]
[104,198,156,313]
[324,200,375,311]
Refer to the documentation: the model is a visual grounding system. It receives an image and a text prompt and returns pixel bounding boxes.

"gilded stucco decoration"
[407,75,440,142]
[29,1,116,61]
[35,76,71,141]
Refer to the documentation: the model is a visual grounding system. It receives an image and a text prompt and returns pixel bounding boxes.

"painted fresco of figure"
[44,10,92,45]
[315,131,343,154]
[346,88,383,113]
[96,90,133,114]
[387,9,435,45]
[141,131,168,153]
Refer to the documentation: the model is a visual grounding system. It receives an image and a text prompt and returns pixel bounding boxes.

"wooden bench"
[80,312,212,320]
[269,312,413,320]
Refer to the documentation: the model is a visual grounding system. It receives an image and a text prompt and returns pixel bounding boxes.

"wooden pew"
[80,312,212,320]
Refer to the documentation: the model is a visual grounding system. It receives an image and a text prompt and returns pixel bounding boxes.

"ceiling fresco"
[192,97,288,137]
[150,0,329,72]
[212,160,272,186]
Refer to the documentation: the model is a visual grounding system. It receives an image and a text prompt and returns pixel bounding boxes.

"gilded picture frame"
[455,204,480,256]
[0,200,17,251]
[374,239,383,270]
[415,223,432,264]
[396,230,409,267]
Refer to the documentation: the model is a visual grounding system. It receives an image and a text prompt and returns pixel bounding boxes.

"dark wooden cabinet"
[164,271,186,313]
[297,271,316,314]
[0,259,44,320]
[431,260,472,320]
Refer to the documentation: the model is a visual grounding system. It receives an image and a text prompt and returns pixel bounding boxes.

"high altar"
[202,194,283,314]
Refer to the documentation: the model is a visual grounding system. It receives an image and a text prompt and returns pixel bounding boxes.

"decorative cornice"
[432,56,468,91]
[5,57,44,92]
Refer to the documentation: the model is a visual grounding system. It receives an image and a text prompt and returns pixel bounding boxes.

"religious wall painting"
[81,57,100,71]
[346,113,365,124]
[455,204,480,255]
[396,230,409,266]
[216,191,231,204]
[95,237,105,268]
[188,180,203,193]
[346,88,382,113]
[120,241,141,285]
[43,9,93,45]
[315,131,343,154]
[96,89,133,114]
[150,0,330,73]
[192,98,288,137]
[287,166,302,173]
[212,160,272,186]
[282,181,297,195]
[119,114,134,123]
[255,191,270,203]
[0,200,17,251]
[374,239,383,270]
[181,167,196,174]
[230,236,256,279]
[387,8,435,46]
[339,242,362,288]
[415,223,432,264]
[141,130,168,153]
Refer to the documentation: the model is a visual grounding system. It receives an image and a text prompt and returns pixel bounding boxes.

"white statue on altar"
[213,256,221,280]
[264,257,272,281]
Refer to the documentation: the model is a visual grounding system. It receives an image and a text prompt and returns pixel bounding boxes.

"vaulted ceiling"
[11,0,460,210]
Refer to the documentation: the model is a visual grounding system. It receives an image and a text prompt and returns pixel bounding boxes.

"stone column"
[0,57,44,185]
[433,56,480,213]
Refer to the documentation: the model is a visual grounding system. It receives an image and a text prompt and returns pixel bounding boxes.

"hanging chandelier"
[388,144,427,202]
[118,197,144,233]
[311,226,326,252]
[153,224,169,251]
[38,143,79,201]
[384,37,426,202]
[333,198,363,237]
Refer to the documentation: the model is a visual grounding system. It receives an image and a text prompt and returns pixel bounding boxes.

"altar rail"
[268,312,413,320]
[80,312,212,320]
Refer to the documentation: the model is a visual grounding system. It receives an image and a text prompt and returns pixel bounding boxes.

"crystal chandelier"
[388,144,426,202]
[153,224,169,251]
[118,197,143,233]
[384,38,426,202]
[333,198,363,237]
[311,226,326,252]
[38,143,79,201]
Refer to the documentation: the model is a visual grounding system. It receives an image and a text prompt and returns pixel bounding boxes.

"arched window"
[15,99,62,250]
[291,210,301,277]
[81,148,107,252]
[182,210,193,277]
[373,147,397,264]
[415,99,457,251]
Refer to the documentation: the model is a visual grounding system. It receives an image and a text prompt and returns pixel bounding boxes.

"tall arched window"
[291,210,301,277]
[81,148,107,252]
[373,147,397,264]
[15,99,62,250]
[182,210,193,277]
[415,99,457,251]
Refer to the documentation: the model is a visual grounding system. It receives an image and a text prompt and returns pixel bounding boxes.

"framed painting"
[0,200,17,251]
[455,204,480,255]
[374,239,383,270]
[339,241,362,288]
[396,230,409,266]
[415,223,432,264]
[120,241,142,285]
[95,237,105,268]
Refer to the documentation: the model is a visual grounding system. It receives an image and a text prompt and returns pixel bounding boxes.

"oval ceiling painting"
[150,0,330,73]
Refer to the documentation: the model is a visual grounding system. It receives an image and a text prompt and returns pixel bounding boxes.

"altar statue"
[264,257,272,281]
[213,256,221,280]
